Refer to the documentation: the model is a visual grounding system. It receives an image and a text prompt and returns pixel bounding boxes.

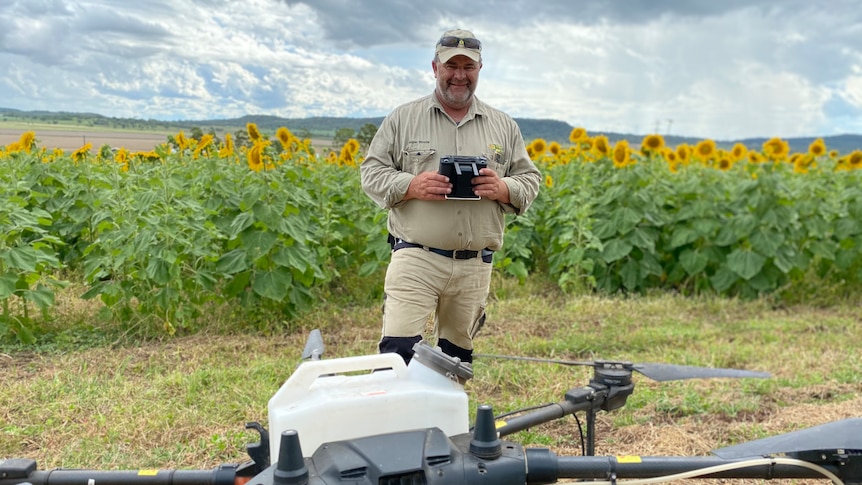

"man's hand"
[472,168,510,203]
[404,171,452,200]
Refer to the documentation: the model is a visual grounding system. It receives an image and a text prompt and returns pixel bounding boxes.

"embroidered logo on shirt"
[488,144,504,164]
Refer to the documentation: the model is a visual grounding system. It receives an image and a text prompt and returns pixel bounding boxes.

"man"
[360,28,541,365]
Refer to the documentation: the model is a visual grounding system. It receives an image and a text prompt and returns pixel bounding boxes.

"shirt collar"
[426,92,487,123]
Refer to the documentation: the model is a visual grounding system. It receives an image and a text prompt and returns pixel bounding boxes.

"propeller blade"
[475,354,770,382]
[632,363,771,382]
[474,353,595,368]
[713,418,862,458]
[301,329,325,360]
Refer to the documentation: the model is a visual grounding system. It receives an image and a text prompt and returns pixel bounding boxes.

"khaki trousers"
[382,247,492,350]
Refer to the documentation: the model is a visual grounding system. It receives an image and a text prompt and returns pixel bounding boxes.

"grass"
[1,280,861,480]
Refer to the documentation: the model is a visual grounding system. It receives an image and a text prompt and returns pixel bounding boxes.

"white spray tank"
[267,341,473,459]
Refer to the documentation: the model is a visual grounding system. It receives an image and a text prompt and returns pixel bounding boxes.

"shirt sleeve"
[500,122,542,215]
[360,114,414,209]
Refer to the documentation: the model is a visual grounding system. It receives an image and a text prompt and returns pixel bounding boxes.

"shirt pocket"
[401,149,437,174]
[483,152,508,177]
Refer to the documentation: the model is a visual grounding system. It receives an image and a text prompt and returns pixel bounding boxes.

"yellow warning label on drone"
[616,456,642,463]
[495,420,507,429]
[138,470,159,476]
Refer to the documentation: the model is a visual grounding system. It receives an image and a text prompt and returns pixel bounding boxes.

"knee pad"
[379,335,423,364]
[438,338,473,363]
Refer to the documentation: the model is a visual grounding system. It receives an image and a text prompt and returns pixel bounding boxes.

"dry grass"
[2,292,860,485]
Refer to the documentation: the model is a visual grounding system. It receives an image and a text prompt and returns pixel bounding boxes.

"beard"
[437,81,475,110]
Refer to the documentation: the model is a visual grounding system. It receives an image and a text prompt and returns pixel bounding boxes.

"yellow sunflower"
[794,154,815,174]
[592,135,610,158]
[193,134,214,159]
[731,143,748,161]
[276,127,294,149]
[663,149,680,173]
[748,151,764,164]
[71,143,93,163]
[247,122,262,142]
[114,147,130,165]
[569,127,588,144]
[675,144,691,165]
[612,140,631,168]
[344,138,361,156]
[808,138,827,157]
[17,131,37,153]
[762,137,789,161]
[641,134,665,153]
[175,131,191,152]
[530,138,547,158]
[247,141,269,171]
[339,142,359,167]
[219,133,236,159]
[694,139,716,161]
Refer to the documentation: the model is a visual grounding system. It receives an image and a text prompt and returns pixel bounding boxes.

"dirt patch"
[2,128,336,153]
[1,128,169,152]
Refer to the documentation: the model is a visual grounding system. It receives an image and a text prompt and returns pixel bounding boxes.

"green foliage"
[0,155,66,343]
[355,123,379,148]
[3,143,862,343]
[331,127,356,149]
[0,148,384,342]
[529,156,862,299]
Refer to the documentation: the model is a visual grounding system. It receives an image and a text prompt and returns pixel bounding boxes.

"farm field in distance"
[0,125,172,152]
[0,125,333,153]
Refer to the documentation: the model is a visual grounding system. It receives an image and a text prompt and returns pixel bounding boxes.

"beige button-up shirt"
[361,93,541,251]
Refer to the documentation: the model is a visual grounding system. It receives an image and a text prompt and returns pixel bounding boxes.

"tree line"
[3,107,861,153]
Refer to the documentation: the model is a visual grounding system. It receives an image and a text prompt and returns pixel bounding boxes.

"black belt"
[392,239,493,263]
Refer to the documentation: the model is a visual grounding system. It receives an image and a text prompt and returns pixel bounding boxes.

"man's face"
[433,55,481,110]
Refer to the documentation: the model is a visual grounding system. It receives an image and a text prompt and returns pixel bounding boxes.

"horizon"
[3,106,862,144]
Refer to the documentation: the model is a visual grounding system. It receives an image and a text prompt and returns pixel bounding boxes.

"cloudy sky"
[1,0,861,140]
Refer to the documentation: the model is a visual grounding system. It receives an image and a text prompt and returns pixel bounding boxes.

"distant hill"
[2,107,861,154]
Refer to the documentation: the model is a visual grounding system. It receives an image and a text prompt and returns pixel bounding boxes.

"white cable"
[579,457,845,485]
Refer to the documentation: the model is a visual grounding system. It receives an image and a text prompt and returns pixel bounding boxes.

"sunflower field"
[521,129,862,298]
[0,125,383,343]
[2,125,862,342]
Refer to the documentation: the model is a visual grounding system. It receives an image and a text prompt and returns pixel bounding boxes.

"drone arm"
[497,387,600,438]
[0,460,247,485]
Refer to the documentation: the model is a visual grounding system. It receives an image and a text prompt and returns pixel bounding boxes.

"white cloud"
[1,0,861,139]
[845,76,862,108]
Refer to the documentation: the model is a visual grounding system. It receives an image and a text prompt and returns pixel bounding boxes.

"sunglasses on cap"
[437,36,482,51]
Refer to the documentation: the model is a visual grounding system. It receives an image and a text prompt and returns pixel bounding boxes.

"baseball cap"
[435,29,482,63]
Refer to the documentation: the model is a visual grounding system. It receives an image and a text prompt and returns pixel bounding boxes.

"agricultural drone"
[2,330,860,485]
